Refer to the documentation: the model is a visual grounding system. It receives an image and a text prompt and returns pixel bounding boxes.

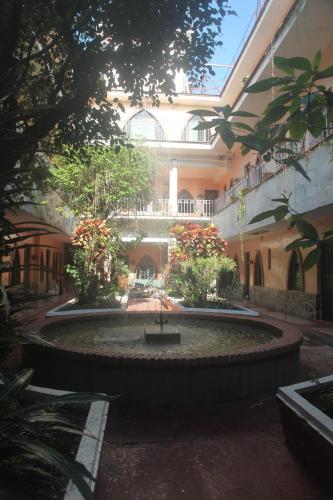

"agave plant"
[0,368,114,500]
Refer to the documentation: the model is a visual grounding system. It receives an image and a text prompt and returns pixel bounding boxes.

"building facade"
[111,0,333,320]
[3,0,333,321]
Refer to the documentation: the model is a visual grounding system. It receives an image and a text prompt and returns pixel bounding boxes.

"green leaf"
[274,56,295,76]
[232,122,254,132]
[285,238,318,251]
[265,93,293,112]
[194,119,220,131]
[229,111,258,118]
[295,219,319,240]
[274,205,289,222]
[219,127,235,150]
[220,105,232,118]
[12,439,95,500]
[262,105,288,125]
[308,108,325,137]
[288,160,311,182]
[249,210,275,224]
[285,238,305,252]
[188,109,219,117]
[0,369,34,414]
[288,120,307,141]
[303,247,321,271]
[312,50,322,70]
[246,77,293,93]
[280,57,312,72]
[272,196,290,204]
[315,66,333,79]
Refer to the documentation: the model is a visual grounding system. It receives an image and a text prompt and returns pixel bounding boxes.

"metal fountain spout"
[155,309,168,332]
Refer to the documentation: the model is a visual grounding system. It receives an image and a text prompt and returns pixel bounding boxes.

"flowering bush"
[169,223,227,264]
[67,218,120,304]
[71,218,111,274]
[169,223,236,306]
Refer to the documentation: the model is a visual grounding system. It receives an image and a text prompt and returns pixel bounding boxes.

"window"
[268,249,272,270]
[182,116,210,142]
[126,110,163,140]
[178,189,194,214]
[288,250,304,291]
[254,251,264,286]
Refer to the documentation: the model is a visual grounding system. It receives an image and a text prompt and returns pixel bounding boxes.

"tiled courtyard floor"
[127,296,170,312]
[95,300,333,500]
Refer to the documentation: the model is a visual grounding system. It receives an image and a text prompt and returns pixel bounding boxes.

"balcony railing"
[114,198,215,217]
[214,130,333,214]
[214,160,283,212]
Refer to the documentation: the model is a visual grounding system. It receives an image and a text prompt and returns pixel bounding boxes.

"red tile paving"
[95,338,333,499]
[127,296,177,312]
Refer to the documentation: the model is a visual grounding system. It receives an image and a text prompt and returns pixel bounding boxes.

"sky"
[203,0,260,93]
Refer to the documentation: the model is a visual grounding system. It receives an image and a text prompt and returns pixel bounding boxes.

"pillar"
[169,159,178,215]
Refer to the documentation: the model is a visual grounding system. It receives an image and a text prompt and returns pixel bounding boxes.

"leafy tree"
[51,144,156,218]
[190,50,333,270]
[0,0,235,213]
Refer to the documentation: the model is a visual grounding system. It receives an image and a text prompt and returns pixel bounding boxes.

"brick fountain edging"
[23,312,303,405]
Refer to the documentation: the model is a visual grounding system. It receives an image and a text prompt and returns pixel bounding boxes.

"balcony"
[113,198,215,219]
[212,137,333,240]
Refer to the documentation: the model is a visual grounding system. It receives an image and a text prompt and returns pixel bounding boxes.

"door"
[204,190,218,215]
[321,242,333,321]
[244,251,250,297]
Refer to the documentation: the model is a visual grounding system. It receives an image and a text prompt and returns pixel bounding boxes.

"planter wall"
[277,375,333,490]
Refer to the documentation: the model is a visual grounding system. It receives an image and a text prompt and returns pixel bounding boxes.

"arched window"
[182,116,210,142]
[178,189,194,214]
[126,110,163,140]
[11,250,21,286]
[253,251,264,286]
[136,256,156,280]
[288,250,304,291]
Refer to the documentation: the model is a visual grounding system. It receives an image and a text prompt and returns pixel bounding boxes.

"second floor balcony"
[113,198,215,219]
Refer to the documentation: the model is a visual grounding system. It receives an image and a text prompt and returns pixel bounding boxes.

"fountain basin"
[24,312,303,405]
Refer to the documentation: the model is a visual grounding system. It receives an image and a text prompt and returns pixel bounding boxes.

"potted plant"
[277,375,333,489]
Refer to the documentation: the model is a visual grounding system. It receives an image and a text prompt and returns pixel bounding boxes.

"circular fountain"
[26,312,302,405]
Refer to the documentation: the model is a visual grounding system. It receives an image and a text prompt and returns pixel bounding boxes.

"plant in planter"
[169,223,237,307]
[67,218,127,306]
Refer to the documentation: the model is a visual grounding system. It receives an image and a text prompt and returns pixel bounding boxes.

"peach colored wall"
[2,212,66,292]
[226,220,333,294]
[127,243,168,275]
[178,178,220,198]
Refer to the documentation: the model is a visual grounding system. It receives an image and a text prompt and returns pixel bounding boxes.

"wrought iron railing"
[114,198,215,217]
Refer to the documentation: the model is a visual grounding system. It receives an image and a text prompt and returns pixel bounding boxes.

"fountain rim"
[25,311,303,368]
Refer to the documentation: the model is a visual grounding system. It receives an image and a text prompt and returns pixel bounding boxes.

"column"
[169,159,178,216]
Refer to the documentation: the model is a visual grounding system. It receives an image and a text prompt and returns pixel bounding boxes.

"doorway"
[244,251,250,297]
[321,242,333,321]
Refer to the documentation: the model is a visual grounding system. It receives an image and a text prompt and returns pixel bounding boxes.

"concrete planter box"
[28,384,109,499]
[46,295,128,317]
[170,297,259,316]
[277,375,333,489]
